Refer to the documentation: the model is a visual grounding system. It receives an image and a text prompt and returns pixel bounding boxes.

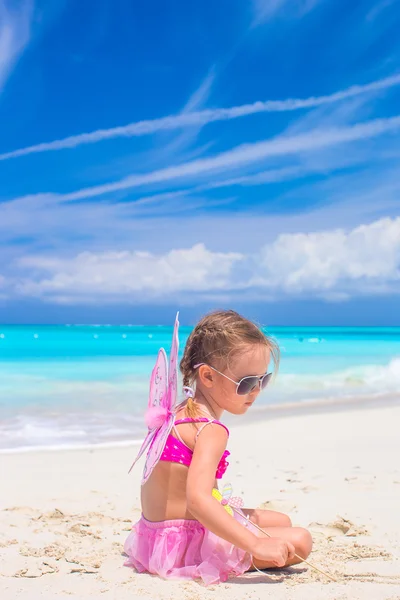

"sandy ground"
[1,401,400,600]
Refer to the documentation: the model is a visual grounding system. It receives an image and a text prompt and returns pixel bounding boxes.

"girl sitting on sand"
[124,310,312,585]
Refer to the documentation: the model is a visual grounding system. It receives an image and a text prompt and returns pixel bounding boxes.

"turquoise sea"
[0,325,399,452]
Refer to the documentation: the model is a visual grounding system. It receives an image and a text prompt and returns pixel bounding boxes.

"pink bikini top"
[159,417,230,479]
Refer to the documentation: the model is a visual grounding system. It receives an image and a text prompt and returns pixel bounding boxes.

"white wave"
[275,357,400,397]
[1,357,399,453]
[0,439,142,455]
[0,412,146,452]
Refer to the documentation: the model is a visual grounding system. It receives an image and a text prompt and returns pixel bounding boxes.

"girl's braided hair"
[180,310,279,416]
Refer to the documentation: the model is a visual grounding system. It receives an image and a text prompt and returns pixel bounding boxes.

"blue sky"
[1,0,400,325]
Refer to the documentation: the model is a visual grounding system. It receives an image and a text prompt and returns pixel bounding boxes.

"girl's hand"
[251,537,296,567]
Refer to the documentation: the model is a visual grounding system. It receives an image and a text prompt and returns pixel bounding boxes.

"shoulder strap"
[175,417,229,435]
[173,417,209,447]
[171,425,186,446]
[174,417,209,425]
[195,419,230,440]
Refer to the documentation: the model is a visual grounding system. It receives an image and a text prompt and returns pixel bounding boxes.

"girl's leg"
[242,508,312,569]
[248,525,313,570]
[242,508,292,528]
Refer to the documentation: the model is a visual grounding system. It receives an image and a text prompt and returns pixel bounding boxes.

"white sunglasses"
[193,363,272,395]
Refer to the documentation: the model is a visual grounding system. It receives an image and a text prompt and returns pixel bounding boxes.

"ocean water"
[0,325,399,452]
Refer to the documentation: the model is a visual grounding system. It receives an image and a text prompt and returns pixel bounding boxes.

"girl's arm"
[186,423,259,554]
[186,424,295,566]
[187,425,295,566]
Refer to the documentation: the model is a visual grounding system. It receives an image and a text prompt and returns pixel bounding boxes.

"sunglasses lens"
[237,377,259,395]
[261,372,272,389]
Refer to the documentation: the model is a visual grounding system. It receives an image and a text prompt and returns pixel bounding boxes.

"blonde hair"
[180,310,280,415]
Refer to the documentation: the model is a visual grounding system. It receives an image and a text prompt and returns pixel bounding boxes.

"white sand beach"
[1,400,400,600]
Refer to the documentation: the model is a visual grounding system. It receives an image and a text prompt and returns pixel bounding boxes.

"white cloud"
[6,217,400,304]
[5,113,400,204]
[0,0,33,92]
[253,217,400,296]
[1,72,400,161]
[14,244,244,303]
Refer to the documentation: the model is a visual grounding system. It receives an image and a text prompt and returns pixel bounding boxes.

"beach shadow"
[120,549,309,586]
[230,565,308,585]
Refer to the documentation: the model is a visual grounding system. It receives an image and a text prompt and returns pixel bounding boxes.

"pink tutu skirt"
[124,515,253,585]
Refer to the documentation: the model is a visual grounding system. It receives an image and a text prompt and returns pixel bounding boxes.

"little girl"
[124,310,312,585]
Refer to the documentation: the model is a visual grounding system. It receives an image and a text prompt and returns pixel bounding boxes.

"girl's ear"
[198,364,214,388]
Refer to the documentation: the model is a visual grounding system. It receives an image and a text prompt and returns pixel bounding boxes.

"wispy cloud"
[203,166,304,190]
[7,113,400,203]
[181,68,215,114]
[366,0,397,22]
[0,0,33,93]
[0,188,235,253]
[1,72,400,161]
[252,0,322,26]
[1,164,399,280]
[155,68,216,159]
[252,0,284,25]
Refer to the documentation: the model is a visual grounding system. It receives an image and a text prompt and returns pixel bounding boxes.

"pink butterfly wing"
[127,349,168,474]
[141,413,175,483]
[141,313,180,484]
[127,429,156,475]
[166,312,179,410]
[148,348,169,411]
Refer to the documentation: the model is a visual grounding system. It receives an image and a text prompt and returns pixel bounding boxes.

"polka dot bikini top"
[159,417,230,479]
